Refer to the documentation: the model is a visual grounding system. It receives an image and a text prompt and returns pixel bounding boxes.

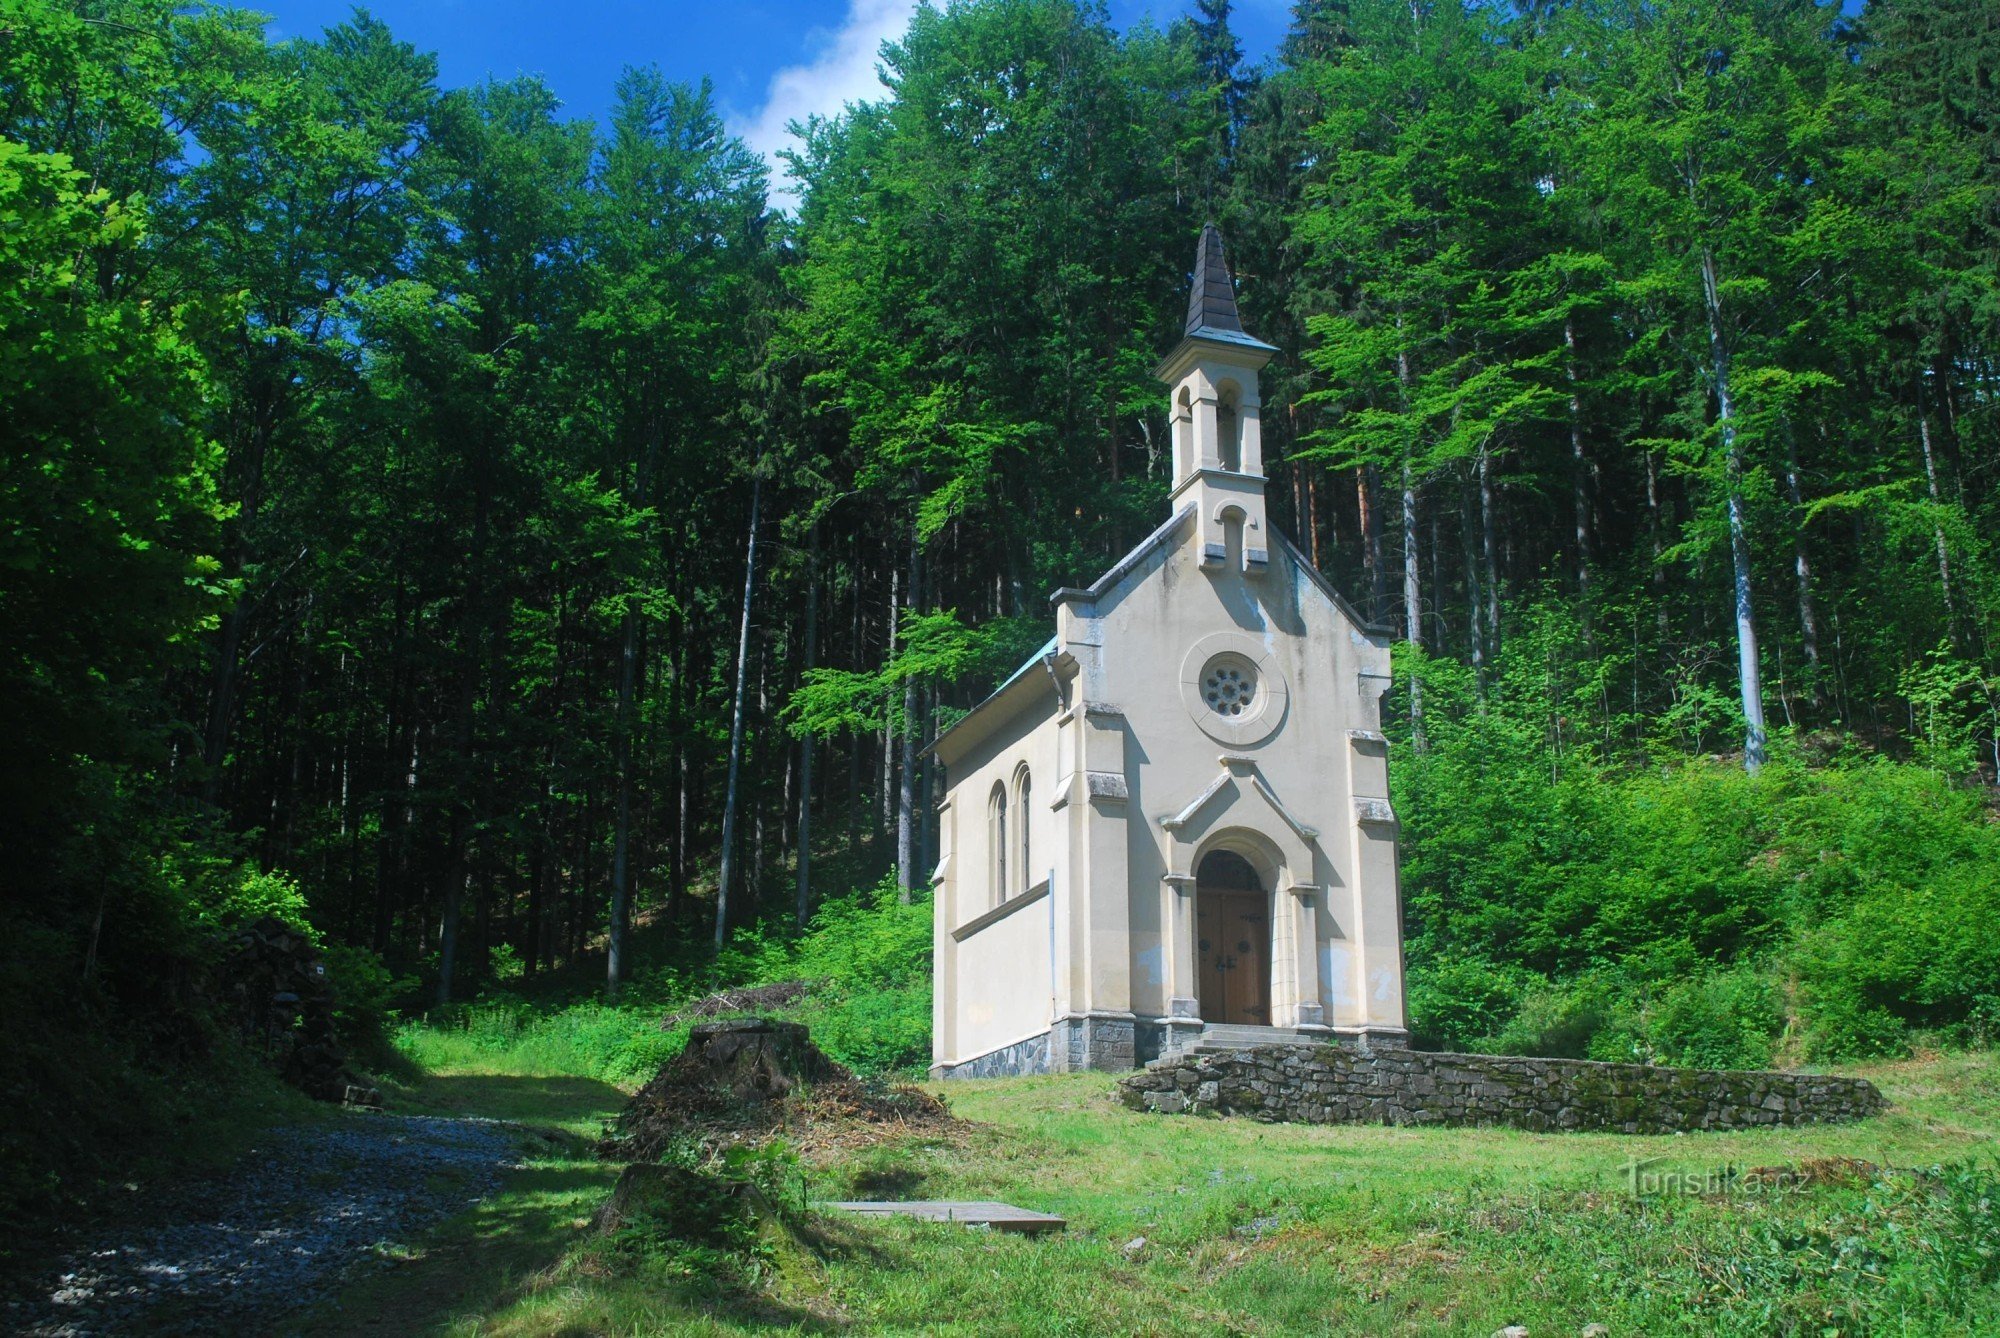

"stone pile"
[219,917,379,1106]
[1119,1042,1884,1133]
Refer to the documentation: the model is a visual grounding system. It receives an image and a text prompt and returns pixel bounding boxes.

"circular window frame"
[1200,654,1260,718]
[1179,632,1289,746]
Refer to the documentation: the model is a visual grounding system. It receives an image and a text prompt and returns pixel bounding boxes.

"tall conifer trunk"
[201,393,278,805]
[1403,461,1423,749]
[1784,425,1821,706]
[795,522,819,929]
[1565,315,1592,610]
[1397,331,1423,749]
[896,538,921,900]
[1479,443,1500,660]
[1361,464,1387,619]
[607,602,639,992]
[1462,474,1487,702]
[1702,247,1767,773]
[715,475,763,953]
[1917,388,1957,639]
[879,562,898,845]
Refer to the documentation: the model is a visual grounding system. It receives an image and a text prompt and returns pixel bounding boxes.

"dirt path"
[7,1113,521,1337]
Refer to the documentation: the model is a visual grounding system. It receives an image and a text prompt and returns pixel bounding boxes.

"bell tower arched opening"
[1217,384,1241,472]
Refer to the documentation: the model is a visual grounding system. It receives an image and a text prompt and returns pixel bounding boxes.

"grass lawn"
[314,1048,1999,1336]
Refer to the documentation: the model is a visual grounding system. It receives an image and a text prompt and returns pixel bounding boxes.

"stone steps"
[1189,1025,1317,1054]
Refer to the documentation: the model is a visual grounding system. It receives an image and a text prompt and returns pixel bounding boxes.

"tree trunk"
[920,679,938,875]
[847,533,863,849]
[879,561,898,845]
[752,637,769,904]
[1360,465,1386,620]
[1402,461,1423,750]
[667,605,688,927]
[1462,473,1487,702]
[526,786,548,977]
[607,599,639,994]
[201,397,277,805]
[1702,247,1767,773]
[1565,315,1592,609]
[1478,442,1500,661]
[1307,468,1322,569]
[1784,425,1821,707]
[1917,391,1958,638]
[715,475,763,954]
[795,522,820,930]
[1644,445,1670,642]
[896,537,921,900]
[1397,330,1423,749]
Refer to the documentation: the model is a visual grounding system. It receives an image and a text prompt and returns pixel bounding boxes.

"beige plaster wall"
[932,692,1061,1069]
[952,890,1056,1062]
[1054,503,1405,1036]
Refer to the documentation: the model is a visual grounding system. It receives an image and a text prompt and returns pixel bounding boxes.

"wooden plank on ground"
[824,1200,1066,1233]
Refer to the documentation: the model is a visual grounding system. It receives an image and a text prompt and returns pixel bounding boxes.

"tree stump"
[683,1018,836,1101]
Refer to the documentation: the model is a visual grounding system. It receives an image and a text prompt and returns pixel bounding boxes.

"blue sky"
[256,1,1290,200]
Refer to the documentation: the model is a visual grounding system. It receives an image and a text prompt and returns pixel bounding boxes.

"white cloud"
[732,0,920,212]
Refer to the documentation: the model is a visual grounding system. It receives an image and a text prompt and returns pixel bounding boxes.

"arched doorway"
[1194,849,1270,1025]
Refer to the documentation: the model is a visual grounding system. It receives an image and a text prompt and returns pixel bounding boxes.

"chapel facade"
[929,226,1409,1078]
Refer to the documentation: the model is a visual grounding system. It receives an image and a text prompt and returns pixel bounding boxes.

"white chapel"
[929,226,1410,1078]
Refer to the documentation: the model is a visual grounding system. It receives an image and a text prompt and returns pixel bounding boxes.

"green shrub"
[785,884,932,1072]
[1405,956,1534,1050]
[394,882,937,1083]
[1397,674,2000,1067]
[398,999,684,1084]
[789,882,932,989]
[1484,975,1617,1059]
[321,941,402,1055]
[798,984,931,1073]
[1640,967,1782,1070]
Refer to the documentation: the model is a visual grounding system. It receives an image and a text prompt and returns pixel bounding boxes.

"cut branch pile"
[660,979,820,1030]
[603,1017,953,1162]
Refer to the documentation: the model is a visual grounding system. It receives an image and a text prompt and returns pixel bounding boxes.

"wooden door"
[1195,888,1271,1025]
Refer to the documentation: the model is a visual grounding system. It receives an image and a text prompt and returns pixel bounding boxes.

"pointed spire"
[1185,223,1246,337]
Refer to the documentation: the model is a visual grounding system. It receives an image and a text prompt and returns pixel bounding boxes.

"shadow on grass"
[399,1072,631,1134]
[306,1071,633,1329]
[304,1148,624,1337]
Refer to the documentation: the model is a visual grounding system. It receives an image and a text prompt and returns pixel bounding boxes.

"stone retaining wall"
[1119,1043,1884,1133]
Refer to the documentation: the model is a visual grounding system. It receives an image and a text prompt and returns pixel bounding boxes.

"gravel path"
[7,1113,522,1336]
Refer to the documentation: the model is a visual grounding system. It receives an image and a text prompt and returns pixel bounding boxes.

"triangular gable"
[1049,503,1194,612]
[1274,529,1397,639]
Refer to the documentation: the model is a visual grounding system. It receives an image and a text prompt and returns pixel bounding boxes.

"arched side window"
[1013,765,1032,895]
[987,782,1008,907]
[1217,385,1242,472]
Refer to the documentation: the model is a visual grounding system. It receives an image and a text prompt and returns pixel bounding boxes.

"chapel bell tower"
[1156,224,1279,574]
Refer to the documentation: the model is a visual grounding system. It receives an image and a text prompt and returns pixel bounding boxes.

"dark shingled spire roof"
[1185,223,1246,336]
[1154,223,1276,379]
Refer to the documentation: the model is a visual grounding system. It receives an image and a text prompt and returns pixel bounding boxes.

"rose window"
[1201,658,1258,717]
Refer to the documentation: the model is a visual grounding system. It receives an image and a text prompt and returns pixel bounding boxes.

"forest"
[4,0,1999,1222]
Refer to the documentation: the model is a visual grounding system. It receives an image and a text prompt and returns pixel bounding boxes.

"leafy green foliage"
[398,882,934,1082]
[1396,598,2000,1065]
[6,0,2000,1244]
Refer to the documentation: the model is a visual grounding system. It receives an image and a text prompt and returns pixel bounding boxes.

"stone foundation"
[1052,1013,1137,1072]
[936,1014,1142,1079]
[934,1031,1051,1080]
[1120,1043,1884,1133]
